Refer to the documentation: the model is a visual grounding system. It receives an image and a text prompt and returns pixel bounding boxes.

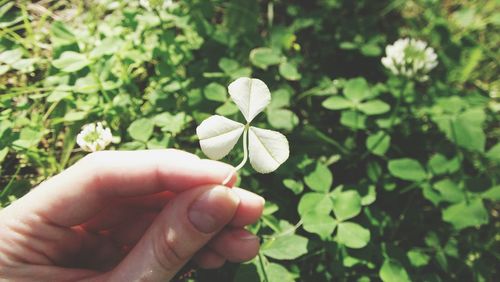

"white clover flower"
[381,38,438,81]
[76,122,113,152]
[140,0,174,10]
[197,77,289,180]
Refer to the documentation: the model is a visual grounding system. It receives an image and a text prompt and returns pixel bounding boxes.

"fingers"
[105,187,264,254]
[82,191,173,231]
[193,250,226,269]
[107,185,239,281]
[193,228,261,269]
[85,188,263,232]
[230,188,265,227]
[209,228,260,262]
[14,150,236,227]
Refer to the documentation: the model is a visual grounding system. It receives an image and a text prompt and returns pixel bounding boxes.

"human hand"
[0,150,264,281]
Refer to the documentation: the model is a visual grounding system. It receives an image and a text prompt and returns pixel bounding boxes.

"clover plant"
[196,77,290,184]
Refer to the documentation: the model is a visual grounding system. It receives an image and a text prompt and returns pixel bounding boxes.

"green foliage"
[1,0,499,281]
[388,158,427,182]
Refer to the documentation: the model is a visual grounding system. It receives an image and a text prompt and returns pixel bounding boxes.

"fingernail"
[232,229,259,241]
[257,195,265,206]
[188,186,240,233]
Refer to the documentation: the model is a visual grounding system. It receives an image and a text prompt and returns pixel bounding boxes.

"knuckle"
[153,233,189,272]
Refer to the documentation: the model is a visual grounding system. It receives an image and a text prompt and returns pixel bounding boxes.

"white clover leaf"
[196,77,289,183]
[196,115,245,160]
[228,77,271,123]
[248,126,289,173]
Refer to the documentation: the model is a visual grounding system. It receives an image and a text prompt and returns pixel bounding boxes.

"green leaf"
[50,21,76,45]
[283,178,304,194]
[269,88,291,109]
[433,179,464,203]
[459,47,483,82]
[75,75,99,94]
[360,44,382,57]
[267,109,298,131]
[279,61,301,81]
[444,238,459,258]
[90,37,124,58]
[427,153,461,175]
[12,128,43,149]
[298,192,333,216]
[62,111,86,122]
[249,47,282,69]
[120,141,146,150]
[230,67,252,79]
[47,87,71,102]
[11,58,35,73]
[358,99,390,115]
[0,147,8,164]
[407,249,431,267]
[0,48,23,65]
[262,234,308,260]
[379,259,411,282]
[304,163,332,192]
[0,65,9,75]
[147,135,171,149]
[482,185,500,201]
[216,102,240,116]
[339,42,358,50]
[218,57,239,73]
[344,78,371,102]
[388,158,427,182]
[486,143,500,162]
[322,96,353,110]
[359,185,377,206]
[128,118,154,142]
[366,131,390,156]
[422,183,442,206]
[154,112,191,136]
[452,108,486,152]
[434,108,486,152]
[340,110,366,129]
[266,263,295,282]
[52,51,89,72]
[204,82,227,102]
[302,211,337,239]
[442,198,489,230]
[337,222,370,249]
[331,190,362,221]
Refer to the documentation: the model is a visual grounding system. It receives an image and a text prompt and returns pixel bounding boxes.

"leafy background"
[1,0,499,281]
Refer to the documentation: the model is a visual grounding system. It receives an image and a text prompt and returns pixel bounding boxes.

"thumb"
[107,185,240,281]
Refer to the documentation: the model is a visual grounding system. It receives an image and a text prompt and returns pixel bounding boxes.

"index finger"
[10,150,236,227]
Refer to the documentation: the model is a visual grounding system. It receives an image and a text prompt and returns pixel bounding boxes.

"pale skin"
[0,150,264,281]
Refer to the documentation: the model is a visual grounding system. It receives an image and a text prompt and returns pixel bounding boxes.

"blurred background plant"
[0,0,499,281]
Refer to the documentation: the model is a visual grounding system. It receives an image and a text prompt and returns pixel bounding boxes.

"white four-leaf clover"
[196,77,290,175]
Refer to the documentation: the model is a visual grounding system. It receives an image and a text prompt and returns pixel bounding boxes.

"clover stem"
[222,125,249,186]
[258,251,270,282]
[261,219,304,240]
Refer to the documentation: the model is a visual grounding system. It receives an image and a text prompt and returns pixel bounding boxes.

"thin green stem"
[0,165,21,200]
[258,252,269,282]
[261,219,303,239]
[222,125,249,185]
[306,125,349,155]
